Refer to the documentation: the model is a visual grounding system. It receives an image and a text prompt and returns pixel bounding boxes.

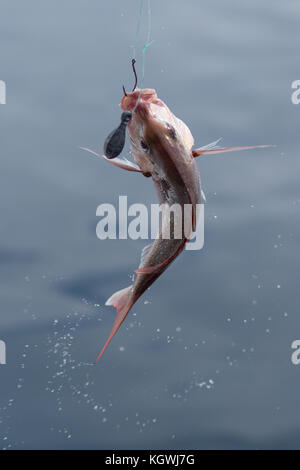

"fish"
[81,88,273,362]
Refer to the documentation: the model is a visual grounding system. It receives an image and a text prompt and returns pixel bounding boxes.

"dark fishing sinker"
[103,111,132,159]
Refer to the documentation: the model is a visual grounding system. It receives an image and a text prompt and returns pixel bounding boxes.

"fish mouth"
[121,88,157,112]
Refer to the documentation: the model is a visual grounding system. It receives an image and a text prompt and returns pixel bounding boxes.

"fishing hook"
[122,59,138,96]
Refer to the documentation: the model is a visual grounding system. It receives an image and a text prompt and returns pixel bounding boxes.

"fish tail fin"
[94,285,133,364]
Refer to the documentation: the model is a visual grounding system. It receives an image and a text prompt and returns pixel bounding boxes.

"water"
[0,0,300,449]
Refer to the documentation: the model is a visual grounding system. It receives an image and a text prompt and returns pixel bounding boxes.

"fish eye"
[140,140,148,151]
[166,123,176,139]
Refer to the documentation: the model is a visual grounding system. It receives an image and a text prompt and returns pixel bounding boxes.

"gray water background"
[0,0,300,449]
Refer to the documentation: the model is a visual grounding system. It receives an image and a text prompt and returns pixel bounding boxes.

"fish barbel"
[81,88,273,362]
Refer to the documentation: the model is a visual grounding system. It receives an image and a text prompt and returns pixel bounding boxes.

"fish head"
[121,88,194,175]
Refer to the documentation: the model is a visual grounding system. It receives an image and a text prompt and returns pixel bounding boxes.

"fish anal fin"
[135,241,187,275]
[135,264,163,275]
[135,241,167,274]
[138,243,154,268]
[94,285,133,363]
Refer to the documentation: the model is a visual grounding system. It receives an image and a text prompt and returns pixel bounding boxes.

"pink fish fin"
[135,264,165,274]
[192,144,275,157]
[94,285,133,363]
[139,243,154,267]
[134,241,187,275]
[134,242,159,274]
[79,146,142,173]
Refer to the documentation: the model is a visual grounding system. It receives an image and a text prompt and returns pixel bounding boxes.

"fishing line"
[139,0,153,89]
[103,0,153,159]
[132,0,154,112]
[132,0,145,62]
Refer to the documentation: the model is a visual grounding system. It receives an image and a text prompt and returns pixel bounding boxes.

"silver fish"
[81,88,272,362]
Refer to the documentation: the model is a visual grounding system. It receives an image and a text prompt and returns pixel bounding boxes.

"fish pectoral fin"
[94,285,133,363]
[80,147,143,173]
[192,144,275,157]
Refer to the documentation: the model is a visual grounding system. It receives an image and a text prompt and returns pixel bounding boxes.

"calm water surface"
[0,0,300,449]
